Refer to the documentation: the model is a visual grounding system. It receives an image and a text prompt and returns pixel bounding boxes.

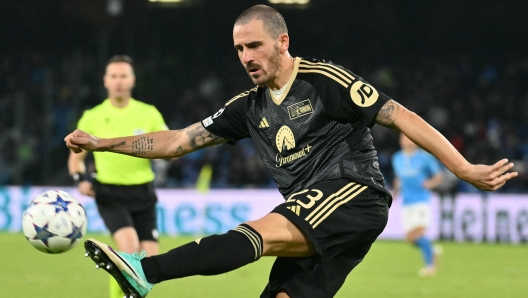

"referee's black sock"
[140,224,263,283]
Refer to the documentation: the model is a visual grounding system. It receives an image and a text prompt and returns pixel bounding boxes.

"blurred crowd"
[1,50,527,192]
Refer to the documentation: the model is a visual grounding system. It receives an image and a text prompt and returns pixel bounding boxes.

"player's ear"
[278,33,289,53]
[103,65,110,88]
[103,73,109,89]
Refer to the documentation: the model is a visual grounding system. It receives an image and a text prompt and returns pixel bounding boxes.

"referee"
[67,55,167,298]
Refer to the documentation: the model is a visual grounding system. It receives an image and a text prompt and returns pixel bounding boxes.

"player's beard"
[249,44,281,86]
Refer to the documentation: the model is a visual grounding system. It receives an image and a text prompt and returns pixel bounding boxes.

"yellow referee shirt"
[77,98,168,185]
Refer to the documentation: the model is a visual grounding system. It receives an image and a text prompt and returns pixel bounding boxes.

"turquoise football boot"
[84,239,153,298]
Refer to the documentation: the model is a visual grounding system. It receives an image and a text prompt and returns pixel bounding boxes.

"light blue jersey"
[392,149,441,206]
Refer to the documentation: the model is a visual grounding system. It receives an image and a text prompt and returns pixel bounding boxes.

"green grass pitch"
[2,232,527,297]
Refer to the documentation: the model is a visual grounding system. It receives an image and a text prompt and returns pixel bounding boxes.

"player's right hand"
[78,181,95,197]
[64,129,99,153]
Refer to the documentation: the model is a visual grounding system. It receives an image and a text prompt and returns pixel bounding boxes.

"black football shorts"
[262,177,391,298]
[94,181,159,242]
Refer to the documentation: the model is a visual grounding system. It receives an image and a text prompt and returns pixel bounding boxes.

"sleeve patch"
[202,116,213,127]
[350,81,379,107]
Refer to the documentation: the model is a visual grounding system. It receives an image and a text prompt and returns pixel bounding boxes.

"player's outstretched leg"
[84,224,263,296]
[84,239,153,298]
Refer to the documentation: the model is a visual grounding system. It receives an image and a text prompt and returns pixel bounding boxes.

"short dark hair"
[235,5,288,38]
[106,55,134,68]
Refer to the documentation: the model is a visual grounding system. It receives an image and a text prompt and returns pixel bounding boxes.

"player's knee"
[245,214,315,257]
[242,225,291,256]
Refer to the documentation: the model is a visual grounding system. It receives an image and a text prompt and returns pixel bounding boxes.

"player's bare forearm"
[95,131,177,158]
[99,123,226,158]
[66,122,227,159]
[376,100,517,191]
[375,100,471,179]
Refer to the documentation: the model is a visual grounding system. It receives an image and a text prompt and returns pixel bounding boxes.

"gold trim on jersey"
[305,183,368,228]
[298,60,356,88]
[269,57,302,105]
[226,86,258,106]
[298,68,347,88]
[299,60,356,82]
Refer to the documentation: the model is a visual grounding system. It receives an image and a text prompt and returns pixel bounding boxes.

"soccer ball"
[22,190,87,254]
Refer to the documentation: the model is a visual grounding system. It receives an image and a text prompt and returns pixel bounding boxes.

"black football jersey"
[202,57,391,198]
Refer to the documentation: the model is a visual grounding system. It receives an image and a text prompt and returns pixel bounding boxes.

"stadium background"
[1,1,528,297]
[1,0,527,191]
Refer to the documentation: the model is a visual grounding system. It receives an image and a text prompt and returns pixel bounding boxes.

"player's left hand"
[463,159,518,191]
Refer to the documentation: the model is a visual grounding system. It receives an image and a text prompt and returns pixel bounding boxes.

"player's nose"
[241,49,253,64]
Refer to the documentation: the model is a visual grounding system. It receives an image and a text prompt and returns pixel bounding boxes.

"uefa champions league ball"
[22,190,87,254]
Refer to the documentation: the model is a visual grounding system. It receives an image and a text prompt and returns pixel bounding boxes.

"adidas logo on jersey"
[258,117,270,128]
[286,205,301,216]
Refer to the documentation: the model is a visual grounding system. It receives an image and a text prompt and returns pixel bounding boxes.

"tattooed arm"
[64,122,227,159]
[375,100,517,191]
[374,99,400,129]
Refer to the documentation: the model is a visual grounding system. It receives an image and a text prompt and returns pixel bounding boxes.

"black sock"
[140,224,263,284]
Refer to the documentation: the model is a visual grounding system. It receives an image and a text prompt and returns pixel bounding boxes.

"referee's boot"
[84,239,153,298]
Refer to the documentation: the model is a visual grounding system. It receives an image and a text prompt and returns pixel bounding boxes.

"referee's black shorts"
[93,180,159,242]
[261,177,391,298]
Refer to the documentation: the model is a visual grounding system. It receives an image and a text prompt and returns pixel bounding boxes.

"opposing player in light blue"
[392,133,443,276]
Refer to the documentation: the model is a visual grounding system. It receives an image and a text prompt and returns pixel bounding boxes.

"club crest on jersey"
[275,125,312,167]
[287,99,314,120]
